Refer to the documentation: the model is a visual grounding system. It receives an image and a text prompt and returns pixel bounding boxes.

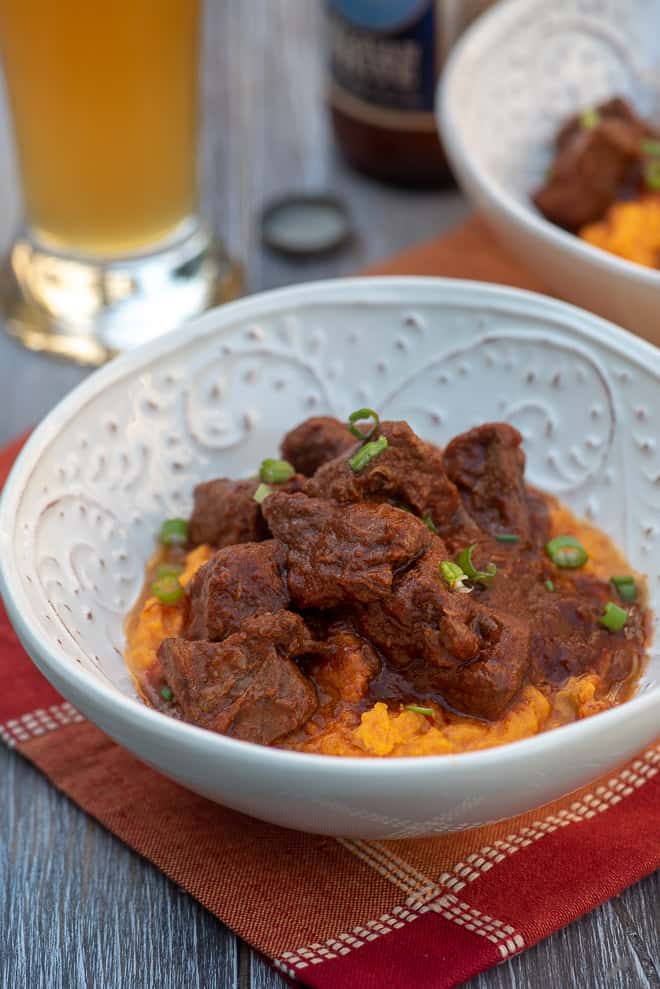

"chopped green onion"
[253,482,273,504]
[599,601,628,632]
[405,705,434,716]
[580,108,600,130]
[644,159,660,191]
[439,560,470,593]
[438,560,472,594]
[545,579,555,592]
[160,685,173,703]
[259,458,295,484]
[423,513,439,535]
[545,535,588,568]
[348,407,380,441]
[641,138,660,157]
[455,543,497,585]
[495,533,520,544]
[151,575,184,606]
[159,518,188,546]
[611,575,637,603]
[156,562,184,580]
[349,435,388,472]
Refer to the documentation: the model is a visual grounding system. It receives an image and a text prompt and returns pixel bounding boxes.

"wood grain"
[0,2,657,988]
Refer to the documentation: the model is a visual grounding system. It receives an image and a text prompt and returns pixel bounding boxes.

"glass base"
[0,221,243,365]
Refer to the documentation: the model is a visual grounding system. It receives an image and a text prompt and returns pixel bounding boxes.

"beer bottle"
[326,1,494,186]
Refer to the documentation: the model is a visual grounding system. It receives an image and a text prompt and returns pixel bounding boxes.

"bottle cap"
[260,193,352,256]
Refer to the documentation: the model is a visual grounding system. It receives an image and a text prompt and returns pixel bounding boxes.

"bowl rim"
[437,0,660,288]
[1,275,658,778]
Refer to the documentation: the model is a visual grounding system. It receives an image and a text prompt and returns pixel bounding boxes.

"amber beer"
[0,0,199,256]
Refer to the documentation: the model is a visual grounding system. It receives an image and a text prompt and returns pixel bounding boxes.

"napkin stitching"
[274,743,660,973]
[436,744,660,889]
[0,701,84,747]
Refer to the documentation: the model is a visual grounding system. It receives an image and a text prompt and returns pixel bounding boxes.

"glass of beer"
[0,0,241,364]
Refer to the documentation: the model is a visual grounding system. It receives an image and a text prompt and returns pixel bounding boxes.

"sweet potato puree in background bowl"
[0,278,658,837]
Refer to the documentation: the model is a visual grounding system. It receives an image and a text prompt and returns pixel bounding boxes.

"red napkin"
[2,222,659,989]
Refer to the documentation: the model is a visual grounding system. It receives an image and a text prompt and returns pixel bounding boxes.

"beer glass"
[0,0,241,364]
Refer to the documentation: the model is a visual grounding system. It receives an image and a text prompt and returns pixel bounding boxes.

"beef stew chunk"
[443,423,531,540]
[185,540,288,640]
[281,416,356,476]
[262,490,431,608]
[189,477,268,549]
[158,612,317,744]
[307,420,478,541]
[356,544,529,720]
[533,97,651,231]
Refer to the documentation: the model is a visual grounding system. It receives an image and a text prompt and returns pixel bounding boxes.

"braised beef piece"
[529,588,646,689]
[306,624,380,703]
[556,97,649,152]
[443,423,532,540]
[262,490,431,608]
[533,97,650,231]
[158,611,317,744]
[189,477,268,548]
[306,420,479,542]
[185,540,288,640]
[430,607,529,720]
[357,544,529,720]
[281,416,357,476]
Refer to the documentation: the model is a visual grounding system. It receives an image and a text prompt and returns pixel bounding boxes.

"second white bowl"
[439,0,660,345]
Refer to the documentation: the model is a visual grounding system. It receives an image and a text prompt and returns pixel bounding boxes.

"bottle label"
[328,0,437,128]
[327,1,492,131]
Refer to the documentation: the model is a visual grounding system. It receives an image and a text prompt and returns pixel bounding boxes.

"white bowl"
[439,0,660,345]
[1,277,658,838]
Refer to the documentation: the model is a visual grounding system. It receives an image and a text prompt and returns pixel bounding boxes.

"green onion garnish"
[160,685,173,703]
[641,138,660,157]
[599,601,628,632]
[455,543,497,585]
[151,575,184,606]
[644,159,660,191]
[423,513,438,535]
[349,435,388,473]
[159,518,188,546]
[439,560,465,589]
[580,108,600,130]
[259,458,295,484]
[545,579,555,592]
[611,575,637,603]
[545,535,588,568]
[348,407,380,441]
[156,562,184,580]
[405,705,433,716]
[495,533,520,544]
[253,482,273,504]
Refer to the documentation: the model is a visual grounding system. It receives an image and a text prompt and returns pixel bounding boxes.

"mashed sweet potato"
[125,544,211,675]
[291,677,612,757]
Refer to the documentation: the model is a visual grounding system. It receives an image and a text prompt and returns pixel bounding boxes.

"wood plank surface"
[0,3,657,988]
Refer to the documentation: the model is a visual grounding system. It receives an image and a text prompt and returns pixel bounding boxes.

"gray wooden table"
[0,4,657,988]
